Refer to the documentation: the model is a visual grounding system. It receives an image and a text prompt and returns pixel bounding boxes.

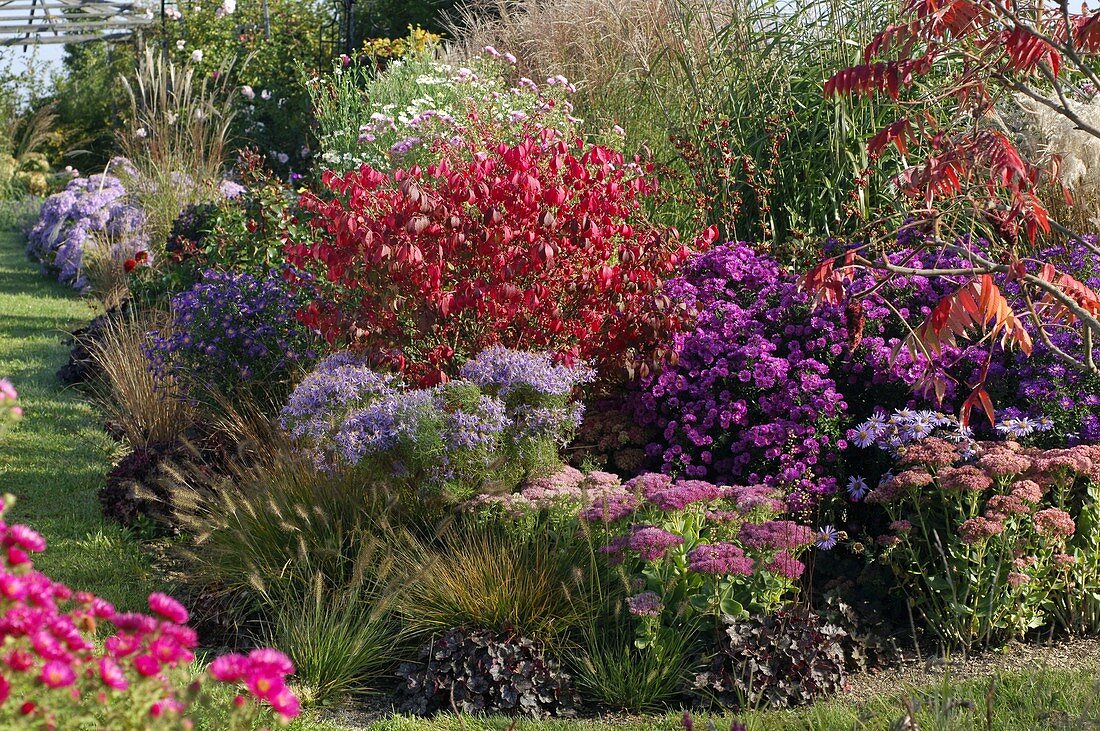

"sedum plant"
[853,416,1100,650]
[582,472,819,647]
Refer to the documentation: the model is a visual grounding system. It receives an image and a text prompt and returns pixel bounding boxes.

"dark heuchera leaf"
[693,607,848,709]
[395,627,576,717]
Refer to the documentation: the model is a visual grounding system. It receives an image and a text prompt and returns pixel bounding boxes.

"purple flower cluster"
[27,173,149,289]
[636,243,849,502]
[281,347,588,494]
[626,525,685,560]
[459,346,594,401]
[848,235,1100,444]
[686,543,755,575]
[145,269,316,394]
[280,352,400,445]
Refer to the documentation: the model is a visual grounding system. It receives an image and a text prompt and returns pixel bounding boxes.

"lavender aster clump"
[27,173,149,290]
[145,269,317,399]
[281,347,588,499]
[280,352,400,448]
[460,347,593,479]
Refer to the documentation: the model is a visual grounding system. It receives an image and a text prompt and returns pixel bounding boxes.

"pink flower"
[977,449,1032,477]
[40,660,75,688]
[5,525,45,553]
[959,516,1004,543]
[1007,571,1030,588]
[208,653,249,683]
[939,465,993,493]
[1034,508,1075,538]
[269,686,301,718]
[686,543,755,575]
[147,593,189,624]
[248,648,295,675]
[133,654,161,677]
[626,525,684,560]
[766,552,805,580]
[626,591,663,618]
[1010,479,1043,503]
[889,520,912,533]
[246,669,285,701]
[99,658,128,691]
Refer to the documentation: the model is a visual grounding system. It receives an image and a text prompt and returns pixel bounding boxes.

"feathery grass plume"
[85,306,194,449]
[444,0,701,157]
[119,47,239,247]
[1016,93,1100,234]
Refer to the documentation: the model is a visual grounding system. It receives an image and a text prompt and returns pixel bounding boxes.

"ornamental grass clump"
[280,348,590,500]
[853,426,1100,650]
[636,242,850,506]
[583,472,819,647]
[0,495,300,728]
[145,268,317,405]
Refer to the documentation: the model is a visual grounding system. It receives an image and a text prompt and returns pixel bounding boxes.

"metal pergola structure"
[0,0,155,46]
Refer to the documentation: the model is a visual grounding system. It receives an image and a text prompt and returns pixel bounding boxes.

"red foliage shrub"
[286,131,716,384]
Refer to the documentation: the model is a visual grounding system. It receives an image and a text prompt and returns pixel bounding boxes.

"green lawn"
[4,227,1100,730]
[0,229,160,610]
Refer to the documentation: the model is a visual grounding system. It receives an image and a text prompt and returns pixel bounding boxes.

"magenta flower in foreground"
[148,592,189,624]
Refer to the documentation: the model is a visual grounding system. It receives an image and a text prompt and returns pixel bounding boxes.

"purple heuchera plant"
[27,173,149,289]
[636,242,849,503]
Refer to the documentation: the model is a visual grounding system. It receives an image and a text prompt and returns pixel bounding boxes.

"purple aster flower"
[815,525,839,550]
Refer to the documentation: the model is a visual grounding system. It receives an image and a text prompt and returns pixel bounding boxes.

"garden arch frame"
[0,0,155,46]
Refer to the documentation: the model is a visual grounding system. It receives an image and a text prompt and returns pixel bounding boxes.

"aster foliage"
[637,242,850,506]
[145,268,317,399]
[26,172,149,290]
